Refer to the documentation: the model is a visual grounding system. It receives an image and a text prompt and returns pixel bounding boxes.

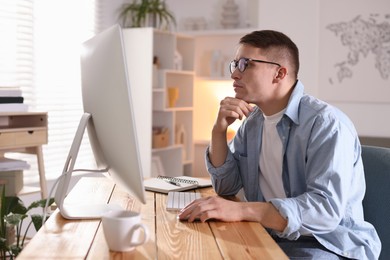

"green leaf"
[31,214,44,231]
[5,196,27,215]
[0,237,7,248]
[5,214,27,226]
[27,198,54,211]
[119,0,175,28]
[10,243,22,257]
[0,184,6,238]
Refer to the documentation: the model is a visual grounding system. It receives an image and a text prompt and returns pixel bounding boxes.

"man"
[178,30,381,259]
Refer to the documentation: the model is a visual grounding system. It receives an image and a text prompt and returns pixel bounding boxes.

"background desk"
[18,177,288,259]
[0,112,48,198]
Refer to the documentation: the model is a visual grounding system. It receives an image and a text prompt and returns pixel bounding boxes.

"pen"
[166,180,181,186]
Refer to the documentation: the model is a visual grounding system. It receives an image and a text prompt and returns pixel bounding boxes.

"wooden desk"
[18,177,288,259]
[0,112,48,198]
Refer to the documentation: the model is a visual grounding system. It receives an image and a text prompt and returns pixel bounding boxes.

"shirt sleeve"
[269,198,301,240]
[205,146,243,196]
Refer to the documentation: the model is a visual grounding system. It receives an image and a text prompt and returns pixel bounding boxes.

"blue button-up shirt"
[206,80,381,259]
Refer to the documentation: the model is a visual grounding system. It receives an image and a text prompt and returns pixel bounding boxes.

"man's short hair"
[240,30,300,79]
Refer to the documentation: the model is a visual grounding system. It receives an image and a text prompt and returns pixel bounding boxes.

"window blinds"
[0,0,37,183]
[0,0,98,184]
[32,0,97,183]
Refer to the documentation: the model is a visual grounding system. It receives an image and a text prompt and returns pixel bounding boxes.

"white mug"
[102,210,150,252]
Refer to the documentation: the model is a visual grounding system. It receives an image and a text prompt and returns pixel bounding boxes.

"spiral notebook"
[143,176,212,194]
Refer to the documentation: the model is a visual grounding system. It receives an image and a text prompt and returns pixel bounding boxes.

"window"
[0,0,98,184]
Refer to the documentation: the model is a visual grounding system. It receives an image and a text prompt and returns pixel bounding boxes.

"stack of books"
[0,86,28,112]
[0,157,30,196]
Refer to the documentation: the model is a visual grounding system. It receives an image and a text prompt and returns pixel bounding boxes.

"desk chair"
[361,145,390,260]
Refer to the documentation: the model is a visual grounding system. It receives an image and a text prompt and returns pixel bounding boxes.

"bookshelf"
[122,28,194,177]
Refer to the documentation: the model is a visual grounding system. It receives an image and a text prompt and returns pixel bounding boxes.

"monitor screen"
[54,24,146,219]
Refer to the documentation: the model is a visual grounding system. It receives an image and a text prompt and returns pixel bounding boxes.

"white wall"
[96,0,128,32]
[256,0,319,96]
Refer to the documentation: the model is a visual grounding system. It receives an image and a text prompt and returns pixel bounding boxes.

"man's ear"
[273,67,287,83]
[276,67,287,79]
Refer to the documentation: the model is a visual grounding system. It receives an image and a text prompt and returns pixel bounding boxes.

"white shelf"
[153,88,164,92]
[152,144,183,153]
[153,69,194,110]
[196,76,232,81]
[124,28,195,177]
[181,28,258,36]
[156,107,193,112]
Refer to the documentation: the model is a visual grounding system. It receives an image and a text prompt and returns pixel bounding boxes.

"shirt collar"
[284,80,304,125]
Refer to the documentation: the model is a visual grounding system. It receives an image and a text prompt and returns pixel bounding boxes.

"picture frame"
[151,156,165,177]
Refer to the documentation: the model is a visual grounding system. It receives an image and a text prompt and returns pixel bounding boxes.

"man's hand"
[178,196,245,223]
[177,195,288,232]
[209,97,253,167]
[213,97,253,133]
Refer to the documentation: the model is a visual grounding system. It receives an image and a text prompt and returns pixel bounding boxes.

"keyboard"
[166,191,201,211]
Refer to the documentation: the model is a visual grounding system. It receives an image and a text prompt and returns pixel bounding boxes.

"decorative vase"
[175,124,187,160]
[174,50,183,70]
[221,0,240,29]
[167,87,179,107]
[6,224,15,246]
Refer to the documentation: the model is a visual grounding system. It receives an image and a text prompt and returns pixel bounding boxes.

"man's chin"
[234,93,244,100]
[235,94,248,102]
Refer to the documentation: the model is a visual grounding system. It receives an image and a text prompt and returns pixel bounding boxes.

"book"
[0,103,28,112]
[0,87,22,97]
[144,176,212,194]
[0,96,24,103]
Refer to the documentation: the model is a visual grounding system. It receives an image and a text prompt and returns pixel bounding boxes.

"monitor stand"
[54,113,122,220]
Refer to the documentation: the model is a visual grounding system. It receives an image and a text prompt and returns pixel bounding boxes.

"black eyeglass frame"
[229,57,281,74]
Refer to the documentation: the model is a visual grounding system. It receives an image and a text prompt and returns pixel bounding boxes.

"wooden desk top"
[18,177,288,259]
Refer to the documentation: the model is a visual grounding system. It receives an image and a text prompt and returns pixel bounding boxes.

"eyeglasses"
[229,57,281,74]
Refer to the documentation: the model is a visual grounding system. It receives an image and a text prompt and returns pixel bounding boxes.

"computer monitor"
[54,24,146,219]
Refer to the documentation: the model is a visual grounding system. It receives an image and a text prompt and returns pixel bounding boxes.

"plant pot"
[6,224,15,246]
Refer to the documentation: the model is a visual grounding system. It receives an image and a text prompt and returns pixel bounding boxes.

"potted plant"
[119,0,176,29]
[0,184,54,259]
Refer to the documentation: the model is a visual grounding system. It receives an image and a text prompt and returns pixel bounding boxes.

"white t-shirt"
[259,109,286,201]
